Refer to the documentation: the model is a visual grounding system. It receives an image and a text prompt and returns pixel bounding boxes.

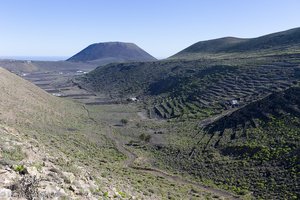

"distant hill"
[174,37,247,54]
[0,59,97,73]
[67,42,157,65]
[172,27,300,59]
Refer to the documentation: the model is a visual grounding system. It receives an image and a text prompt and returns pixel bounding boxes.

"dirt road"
[106,126,241,200]
[83,104,241,199]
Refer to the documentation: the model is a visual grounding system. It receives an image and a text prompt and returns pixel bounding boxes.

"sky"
[0,0,299,59]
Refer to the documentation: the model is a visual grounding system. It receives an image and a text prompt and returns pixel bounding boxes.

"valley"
[0,27,299,200]
[0,67,234,199]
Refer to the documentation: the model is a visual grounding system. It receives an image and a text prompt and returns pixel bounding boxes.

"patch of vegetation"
[2,146,26,162]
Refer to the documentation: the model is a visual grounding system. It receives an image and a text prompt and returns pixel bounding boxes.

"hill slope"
[0,67,85,128]
[67,42,157,65]
[0,68,125,199]
[0,67,103,198]
[172,27,300,59]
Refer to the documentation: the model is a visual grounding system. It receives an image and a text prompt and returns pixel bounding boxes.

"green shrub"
[120,119,128,125]
[103,191,109,197]
[139,133,151,142]
[118,191,126,198]
[2,146,26,162]
[13,165,27,175]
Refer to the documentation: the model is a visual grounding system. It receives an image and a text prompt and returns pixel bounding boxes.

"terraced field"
[19,71,115,105]
[150,62,300,119]
[0,59,113,105]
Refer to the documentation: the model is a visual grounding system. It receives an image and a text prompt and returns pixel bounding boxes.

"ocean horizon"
[0,56,68,61]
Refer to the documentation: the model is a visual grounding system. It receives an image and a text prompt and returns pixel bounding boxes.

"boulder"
[27,166,40,178]
[61,171,75,184]
[0,170,18,187]
[0,188,12,199]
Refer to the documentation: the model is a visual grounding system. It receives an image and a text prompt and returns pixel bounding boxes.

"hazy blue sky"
[0,0,299,59]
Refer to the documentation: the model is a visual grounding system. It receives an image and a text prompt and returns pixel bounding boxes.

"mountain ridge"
[171,27,300,59]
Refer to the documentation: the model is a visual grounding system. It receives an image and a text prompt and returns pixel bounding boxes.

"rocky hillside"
[0,68,132,199]
[67,42,157,65]
[0,67,104,199]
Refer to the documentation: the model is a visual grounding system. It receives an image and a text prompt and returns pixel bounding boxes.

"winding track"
[82,105,241,200]
[107,127,241,200]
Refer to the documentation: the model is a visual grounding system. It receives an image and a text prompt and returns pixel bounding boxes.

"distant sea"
[0,56,68,61]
